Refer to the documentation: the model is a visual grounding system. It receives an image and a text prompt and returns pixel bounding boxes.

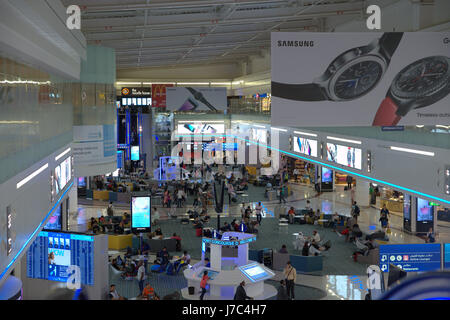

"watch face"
[333,60,383,100]
[391,56,450,99]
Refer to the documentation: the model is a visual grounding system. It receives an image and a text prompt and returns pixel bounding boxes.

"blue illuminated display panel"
[444,244,450,270]
[27,231,94,285]
[379,243,441,273]
[131,196,151,232]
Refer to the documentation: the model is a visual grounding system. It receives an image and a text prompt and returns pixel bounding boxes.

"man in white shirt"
[255,202,263,225]
[137,261,146,296]
[152,207,160,226]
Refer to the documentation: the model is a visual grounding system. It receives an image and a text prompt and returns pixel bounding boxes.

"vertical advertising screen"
[321,167,333,183]
[131,196,151,232]
[27,231,94,285]
[131,146,140,161]
[326,143,362,170]
[54,157,72,195]
[293,136,318,157]
[417,198,434,222]
[44,204,62,231]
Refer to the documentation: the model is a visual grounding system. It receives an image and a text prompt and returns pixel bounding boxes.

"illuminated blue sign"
[379,244,441,272]
[202,236,256,246]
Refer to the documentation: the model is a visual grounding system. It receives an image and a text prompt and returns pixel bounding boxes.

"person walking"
[278,186,287,204]
[199,270,209,300]
[137,261,146,297]
[346,175,353,190]
[255,202,263,225]
[284,261,296,300]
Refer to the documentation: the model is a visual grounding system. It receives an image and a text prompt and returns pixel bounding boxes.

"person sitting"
[174,251,191,273]
[231,219,240,231]
[141,241,150,256]
[221,222,232,232]
[90,218,100,234]
[193,217,203,229]
[111,258,124,271]
[287,207,295,224]
[279,244,288,254]
[108,284,126,300]
[154,227,163,239]
[348,224,363,243]
[141,283,155,300]
[425,227,436,243]
[156,247,170,267]
[200,209,210,223]
[302,241,310,256]
[352,238,378,262]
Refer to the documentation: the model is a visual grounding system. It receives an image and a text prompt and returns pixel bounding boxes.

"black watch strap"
[379,32,403,60]
[271,81,328,101]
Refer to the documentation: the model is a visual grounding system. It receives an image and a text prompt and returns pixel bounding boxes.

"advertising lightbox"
[271,32,450,127]
[326,143,362,170]
[177,123,225,134]
[293,136,318,157]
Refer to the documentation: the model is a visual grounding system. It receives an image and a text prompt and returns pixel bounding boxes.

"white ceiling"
[61,0,400,70]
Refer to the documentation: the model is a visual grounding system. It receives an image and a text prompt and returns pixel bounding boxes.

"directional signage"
[379,244,441,272]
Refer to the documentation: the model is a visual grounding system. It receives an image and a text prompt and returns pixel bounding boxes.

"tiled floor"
[70,182,447,300]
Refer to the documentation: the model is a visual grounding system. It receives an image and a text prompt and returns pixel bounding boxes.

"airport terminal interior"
[0,0,450,302]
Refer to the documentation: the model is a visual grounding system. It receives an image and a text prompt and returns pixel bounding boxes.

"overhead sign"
[379,243,441,272]
[166,87,227,111]
[121,87,151,96]
[271,32,450,127]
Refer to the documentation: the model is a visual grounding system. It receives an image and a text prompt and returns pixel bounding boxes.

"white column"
[355,178,370,207]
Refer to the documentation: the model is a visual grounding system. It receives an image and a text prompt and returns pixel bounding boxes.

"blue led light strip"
[0,181,75,282]
[175,134,450,205]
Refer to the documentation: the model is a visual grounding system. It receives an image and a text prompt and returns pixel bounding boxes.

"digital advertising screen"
[379,243,441,273]
[326,143,362,170]
[321,167,333,183]
[417,198,434,222]
[321,200,332,215]
[293,136,318,157]
[131,146,140,161]
[403,194,411,220]
[44,204,62,231]
[77,177,86,188]
[131,196,151,232]
[27,231,94,285]
[444,244,450,270]
[177,123,225,134]
[239,263,274,282]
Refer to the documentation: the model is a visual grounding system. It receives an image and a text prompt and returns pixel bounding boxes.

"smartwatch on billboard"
[372,55,450,126]
[272,32,404,101]
[185,87,218,111]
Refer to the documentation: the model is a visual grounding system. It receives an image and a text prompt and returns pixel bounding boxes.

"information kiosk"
[181,232,277,300]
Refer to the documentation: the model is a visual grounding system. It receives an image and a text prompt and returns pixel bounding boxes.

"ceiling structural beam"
[177,4,238,64]
[84,25,316,43]
[81,0,293,13]
[81,9,361,33]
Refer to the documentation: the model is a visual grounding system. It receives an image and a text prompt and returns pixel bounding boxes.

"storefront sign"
[152,84,173,108]
[121,87,151,96]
